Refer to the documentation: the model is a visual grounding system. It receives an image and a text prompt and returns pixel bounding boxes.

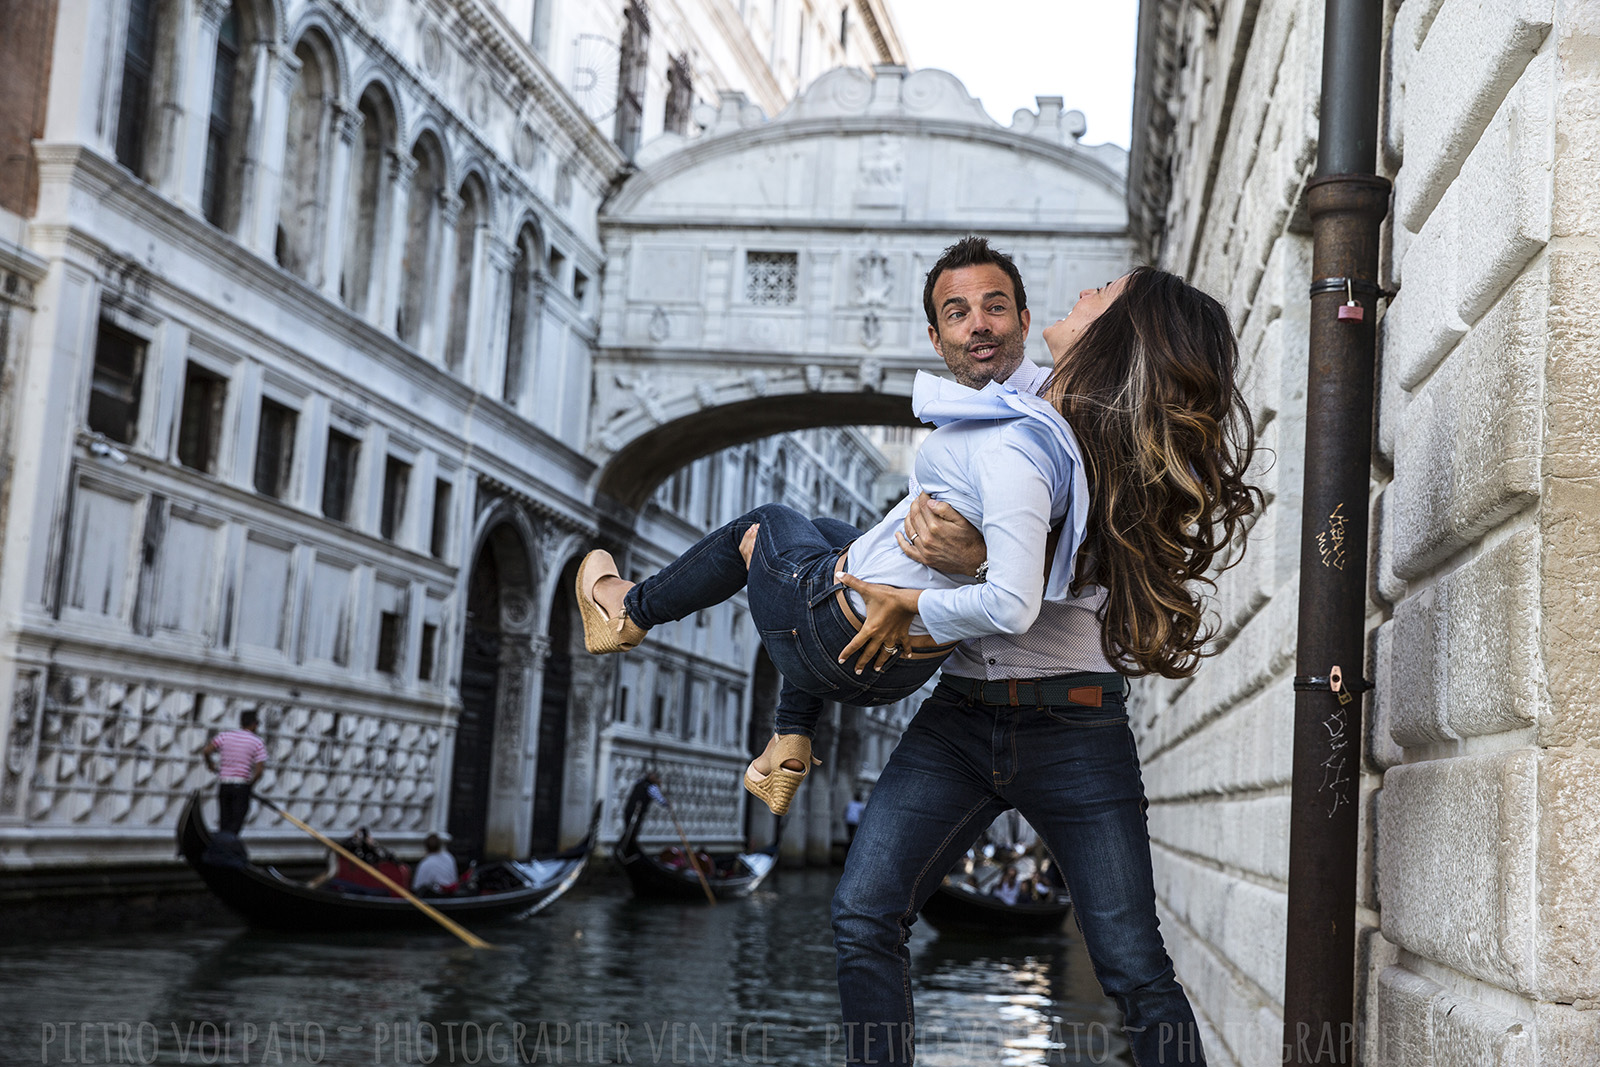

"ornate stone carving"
[420,23,446,79]
[500,589,535,634]
[513,124,541,172]
[15,668,441,833]
[1,670,41,814]
[334,104,364,146]
[860,311,883,350]
[647,306,670,343]
[467,78,491,127]
[96,254,151,312]
[858,356,884,391]
[854,250,893,307]
[555,161,574,208]
[855,135,904,208]
[609,749,742,842]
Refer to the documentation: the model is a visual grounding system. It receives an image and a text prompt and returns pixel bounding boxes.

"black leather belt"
[943,672,1126,708]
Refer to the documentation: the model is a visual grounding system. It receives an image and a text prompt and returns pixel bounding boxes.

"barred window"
[745,251,798,306]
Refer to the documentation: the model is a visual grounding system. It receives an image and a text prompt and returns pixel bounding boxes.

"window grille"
[202,7,240,226]
[745,251,798,306]
[87,321,145,444]
[253,398,296,499]
[115,0,160,175]
[177,362,227,474]
[321,428,359,523]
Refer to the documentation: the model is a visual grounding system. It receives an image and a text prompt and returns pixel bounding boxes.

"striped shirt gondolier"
[212,729,268,782]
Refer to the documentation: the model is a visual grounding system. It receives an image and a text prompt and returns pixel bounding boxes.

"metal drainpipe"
[1282,0,1390,1063]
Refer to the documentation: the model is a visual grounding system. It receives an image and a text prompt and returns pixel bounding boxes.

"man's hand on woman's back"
[898,493,987,577]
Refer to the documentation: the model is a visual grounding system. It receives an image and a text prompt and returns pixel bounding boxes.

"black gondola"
[918,875,1074,936]
[613,830,777,901]
[176,791,595,932]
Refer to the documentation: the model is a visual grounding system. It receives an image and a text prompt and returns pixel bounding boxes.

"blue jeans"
[623,504,951,739]
[832,679,1205,1066]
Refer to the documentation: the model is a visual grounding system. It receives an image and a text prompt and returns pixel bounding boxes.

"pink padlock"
[1337,303,1364,322]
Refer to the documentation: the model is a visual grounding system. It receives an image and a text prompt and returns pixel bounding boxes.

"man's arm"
[897,493,987,577]
[202,735,219,773]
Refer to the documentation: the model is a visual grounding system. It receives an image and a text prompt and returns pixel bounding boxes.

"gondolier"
[620,771,666,849]
[203,710,267,835]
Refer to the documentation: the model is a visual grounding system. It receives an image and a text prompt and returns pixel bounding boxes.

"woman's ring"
[883,645,900,655]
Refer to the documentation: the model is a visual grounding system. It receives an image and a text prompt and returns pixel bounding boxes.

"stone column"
[515,273,548,409]
[177,0,228,213]
[375,149,415,334]
[482,601,543,860]
[477,235,516,397]
[424,192,462,365]
[318,104,361,301]
[244,43,297,256]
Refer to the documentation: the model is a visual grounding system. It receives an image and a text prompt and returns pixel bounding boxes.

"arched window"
[503,222,541,402]
[201,2,258,232]
[341,83,395,313]
[276,34,334,281]
[444,175,485,374]
[397,132,445,347]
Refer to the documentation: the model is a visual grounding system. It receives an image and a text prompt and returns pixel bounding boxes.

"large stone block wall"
[1133,0,1600,1062]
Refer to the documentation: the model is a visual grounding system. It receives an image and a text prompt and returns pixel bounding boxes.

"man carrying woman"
[580,238,1259,1066]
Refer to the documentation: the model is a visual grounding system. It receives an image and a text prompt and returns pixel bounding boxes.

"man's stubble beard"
[937,323,1028,390]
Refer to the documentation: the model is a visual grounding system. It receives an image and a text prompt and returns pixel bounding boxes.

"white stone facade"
[0,0,913,875]
[1130,0,1600,1062]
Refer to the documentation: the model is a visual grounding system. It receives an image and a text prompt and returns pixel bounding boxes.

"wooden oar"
[657,784,716,907]
[255,795,494,949]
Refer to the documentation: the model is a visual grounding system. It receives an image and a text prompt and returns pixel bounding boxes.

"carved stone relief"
[16,667,442,833]
[609,749,741,842]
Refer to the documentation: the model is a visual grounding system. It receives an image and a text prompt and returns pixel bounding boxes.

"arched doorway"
[529,560,576,854]
[448,523,534,861]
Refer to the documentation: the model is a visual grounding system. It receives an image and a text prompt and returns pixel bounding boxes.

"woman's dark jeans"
[832,680,1206,1067]
[622,504,949,738]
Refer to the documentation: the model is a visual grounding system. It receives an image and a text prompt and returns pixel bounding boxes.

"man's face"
[926,263,1031,389]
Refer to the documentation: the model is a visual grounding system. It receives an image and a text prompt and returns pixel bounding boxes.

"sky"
[889,0,1138,149]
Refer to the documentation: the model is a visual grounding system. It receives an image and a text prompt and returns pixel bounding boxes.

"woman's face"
[1043,274,1130,363]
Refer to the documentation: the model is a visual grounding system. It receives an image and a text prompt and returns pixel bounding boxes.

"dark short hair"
[424,833,443,852]
[922,237,1028,332]
[240,709,259,728]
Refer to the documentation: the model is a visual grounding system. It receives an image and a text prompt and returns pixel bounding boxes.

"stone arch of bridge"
[591,64,1134,511]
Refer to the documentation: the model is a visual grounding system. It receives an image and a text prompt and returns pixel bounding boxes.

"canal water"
[0,869,1131,1067]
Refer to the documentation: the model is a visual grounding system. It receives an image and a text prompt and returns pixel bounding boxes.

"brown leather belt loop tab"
[1007,679,1019,706]
[1066,685,1103,709]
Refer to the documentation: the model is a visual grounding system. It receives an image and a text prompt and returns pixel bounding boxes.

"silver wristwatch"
[974,560,990,582]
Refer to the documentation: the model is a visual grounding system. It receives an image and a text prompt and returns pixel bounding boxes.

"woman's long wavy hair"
[1045,266,1263,678]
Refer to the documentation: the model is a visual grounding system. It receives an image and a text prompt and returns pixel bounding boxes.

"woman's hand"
[834,573,920,676]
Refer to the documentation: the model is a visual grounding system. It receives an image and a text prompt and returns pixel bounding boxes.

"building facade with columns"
[0,0,1135,889]
[1128,0,1600,1062]
[0,0,912,883]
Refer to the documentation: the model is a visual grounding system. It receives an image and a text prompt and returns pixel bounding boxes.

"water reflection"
[0,870,1129,1067]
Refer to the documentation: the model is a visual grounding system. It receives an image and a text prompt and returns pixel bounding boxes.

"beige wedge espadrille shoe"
[576,550,648,654]
[743,733,823,816]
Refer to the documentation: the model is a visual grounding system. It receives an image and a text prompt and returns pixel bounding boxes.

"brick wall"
[0,0,57,217]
